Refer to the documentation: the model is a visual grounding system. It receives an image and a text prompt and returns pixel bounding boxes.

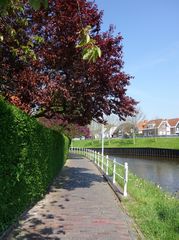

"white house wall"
[176,123,179,134]
[158,121,170,135]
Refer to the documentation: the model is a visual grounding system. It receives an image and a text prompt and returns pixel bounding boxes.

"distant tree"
[116,107,145,141]
[1,0,137,126]
[117,121,133,137]
[129,107,145,126]
[38,117,90,138]
[89,121,102,139]
[64,124,90,139]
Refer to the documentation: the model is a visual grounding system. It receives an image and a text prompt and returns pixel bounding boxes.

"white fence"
[70,147,128,197]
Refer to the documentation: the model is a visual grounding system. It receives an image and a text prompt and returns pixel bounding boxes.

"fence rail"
[88,147,179,158]
[70,147,128,197]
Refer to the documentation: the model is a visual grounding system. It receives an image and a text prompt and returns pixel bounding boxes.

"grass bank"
[121,172,179,240]
[73,137,179,149]
[0,98,70,234]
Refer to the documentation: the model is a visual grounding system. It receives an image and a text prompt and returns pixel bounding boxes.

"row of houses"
[139,118,179,136]
[91,118,179,139]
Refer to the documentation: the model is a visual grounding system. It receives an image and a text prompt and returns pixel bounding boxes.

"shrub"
[0,98,70,234]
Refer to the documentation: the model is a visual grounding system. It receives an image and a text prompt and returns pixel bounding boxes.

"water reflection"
[109,155,179,194]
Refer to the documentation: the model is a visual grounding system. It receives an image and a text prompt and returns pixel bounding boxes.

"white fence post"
[98,152,100,166]
[72,146,128,198]
[113,158,116,184]
[71,146,128,198]
[101,152,104,171]
[124,162,128,197]
[106,155,109,175]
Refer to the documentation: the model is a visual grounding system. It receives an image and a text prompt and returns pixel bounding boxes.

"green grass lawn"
[117,164,179,240]
[122,172,179,240]
[72,137,179,149]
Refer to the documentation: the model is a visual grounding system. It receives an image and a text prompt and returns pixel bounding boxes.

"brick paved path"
[6,154,139,240]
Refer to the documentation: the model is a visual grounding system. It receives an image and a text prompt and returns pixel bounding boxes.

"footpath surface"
[5,154,140,240]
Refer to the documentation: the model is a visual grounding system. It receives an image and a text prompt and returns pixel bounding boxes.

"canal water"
[109,155,179,195]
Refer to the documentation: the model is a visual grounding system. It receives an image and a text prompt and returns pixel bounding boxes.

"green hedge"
[0,98,70,234]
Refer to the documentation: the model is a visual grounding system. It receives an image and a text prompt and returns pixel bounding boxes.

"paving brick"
[5,154,140,240]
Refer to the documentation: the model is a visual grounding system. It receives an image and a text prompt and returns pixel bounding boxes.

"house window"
[148,124,155,128]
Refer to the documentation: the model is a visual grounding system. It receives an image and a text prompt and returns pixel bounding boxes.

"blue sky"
[95,0,179,120]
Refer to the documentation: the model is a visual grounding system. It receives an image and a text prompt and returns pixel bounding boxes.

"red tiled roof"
[168,118,179,127]
[146,119,163,128]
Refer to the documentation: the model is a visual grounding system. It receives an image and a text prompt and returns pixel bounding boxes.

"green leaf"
[82,48,93,60]
[76,25,102,62]
[0,0,9,7]
[43,0,48,8]
[10,28,16,37]
[17,6,24,13]
[76,36,94,48]
[85,34,90,44]
[82,48,89,56]
[89,50,97,63]
[96,46,102,58]
[0,34,3,41]
[76,37,88,48]
[27,41,34,47]
[29,0,48,10]
[82,46,102,63]
[33,35,45,44]
[29,0,41,10]
[11,48,19,57]
[82,25,91,35]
